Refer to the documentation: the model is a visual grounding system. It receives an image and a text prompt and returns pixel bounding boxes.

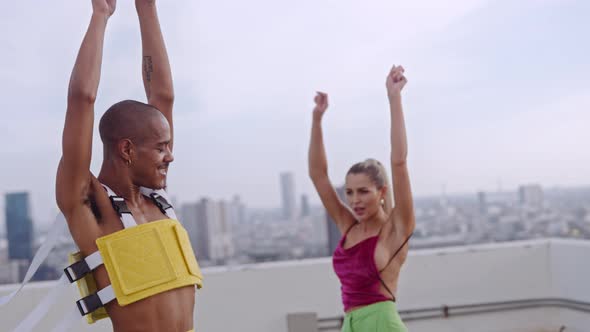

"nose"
[351,192,361,205]
[165,147,174,164]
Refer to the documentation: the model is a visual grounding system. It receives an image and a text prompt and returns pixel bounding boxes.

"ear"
[118,139,134,163]
[379,185,388,199]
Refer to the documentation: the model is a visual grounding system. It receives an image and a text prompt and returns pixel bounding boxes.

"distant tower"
[518,184,544,209]
[300,194,310,218]
[231,195,247,225]
[280,172,296,221]
[180,202,199,253]
[477,191,487,215]
[194,198,215,262]
[217,200,235,261]
[5,192,33,261]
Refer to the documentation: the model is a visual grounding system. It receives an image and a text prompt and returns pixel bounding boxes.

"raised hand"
[386,65,407,98]
[313,91,329,121]
[92,0,116,17]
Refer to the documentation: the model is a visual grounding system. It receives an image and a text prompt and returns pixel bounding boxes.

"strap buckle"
[150,193,172,214]
[109,196,131,216]
[64,259,91,283]
[76,293,103,316]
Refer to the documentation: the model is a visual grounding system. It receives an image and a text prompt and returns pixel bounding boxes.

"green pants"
[341,301,407,332]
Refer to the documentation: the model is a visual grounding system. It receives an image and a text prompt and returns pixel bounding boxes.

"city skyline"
[1,0,589,228]
[1,182,589,231]
[1,179,589,283]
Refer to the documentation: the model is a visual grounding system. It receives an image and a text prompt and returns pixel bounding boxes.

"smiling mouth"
[353,207,365,214]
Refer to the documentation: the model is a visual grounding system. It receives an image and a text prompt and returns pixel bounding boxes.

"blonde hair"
[346,158,393,215]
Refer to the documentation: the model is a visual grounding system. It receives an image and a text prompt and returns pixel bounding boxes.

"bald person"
[56,1,200,331]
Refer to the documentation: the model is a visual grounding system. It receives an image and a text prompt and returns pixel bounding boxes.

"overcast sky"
[0,0,588,227]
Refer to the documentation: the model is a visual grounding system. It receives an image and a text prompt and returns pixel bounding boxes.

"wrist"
[136,0,157,11]
[388,91,402,102]
[91,11,111,22]
[312,115,324,123]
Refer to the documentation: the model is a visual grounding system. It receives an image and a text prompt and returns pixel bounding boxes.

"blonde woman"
[308,65,414,331]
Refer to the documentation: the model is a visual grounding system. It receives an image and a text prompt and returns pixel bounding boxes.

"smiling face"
[345,172,386,222]
[128,115,174,190]
[99,100,175,190]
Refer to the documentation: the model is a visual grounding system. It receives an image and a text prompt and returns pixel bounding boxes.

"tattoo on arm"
[143,55,153,98]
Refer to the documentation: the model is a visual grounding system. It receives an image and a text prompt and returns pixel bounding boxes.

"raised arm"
[386,65,415,235]
[308,92,356,233]
[56,0,115,215]
[136,0,175,149]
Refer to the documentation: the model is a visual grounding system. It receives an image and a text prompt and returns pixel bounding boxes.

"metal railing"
[314,298,590,331]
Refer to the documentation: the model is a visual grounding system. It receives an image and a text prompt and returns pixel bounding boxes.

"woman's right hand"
[92,0,116,17]
[313,91,329,121]
[386,65,407,100]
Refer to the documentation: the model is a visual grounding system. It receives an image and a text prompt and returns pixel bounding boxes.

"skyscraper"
[280,172,296,221]
[217,200,235,261]
[519,184,544,209]
[300,194,310,218]
[477,191,487,215]
[231,195,247,225]
[180,202,199,251]
[182,198,235,264]
[326,186,346,254]
[195,198,215,262]
[5,192,33,261]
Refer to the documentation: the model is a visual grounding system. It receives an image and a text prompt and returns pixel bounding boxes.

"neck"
[359,207,388,233]
[98,159,144,205]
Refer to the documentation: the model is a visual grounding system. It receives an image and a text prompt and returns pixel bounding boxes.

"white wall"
[1,239,589,332]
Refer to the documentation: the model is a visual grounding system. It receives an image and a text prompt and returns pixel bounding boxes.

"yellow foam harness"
[70,218,203,323]
[68,252,109,323]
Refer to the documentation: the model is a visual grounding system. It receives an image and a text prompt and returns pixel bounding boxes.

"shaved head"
[99,100,168,153]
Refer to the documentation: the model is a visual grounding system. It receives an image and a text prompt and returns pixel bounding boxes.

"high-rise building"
[477,191,487,215]
[280,172,296,221]
[195,198,216,262]
[5,192,33,261]
[180,202,199,252]
[230,195,247,225]
[300,194,310,218]
[518,184,544,209]
[217,200,235,261]
[326,186,346,254]
[182,198,235,264]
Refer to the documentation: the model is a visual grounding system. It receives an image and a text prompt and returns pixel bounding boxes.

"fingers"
[315,91,328,106]
[398,76,408,88]
[386,66,406,92]
[389,65,405,82]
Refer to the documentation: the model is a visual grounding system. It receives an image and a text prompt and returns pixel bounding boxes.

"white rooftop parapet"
[0,238,589,331]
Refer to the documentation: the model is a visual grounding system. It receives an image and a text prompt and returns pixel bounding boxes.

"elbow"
[151,90,175,105]
[68,86,97,105]
[391,158,407,168]
[390,150,408,167]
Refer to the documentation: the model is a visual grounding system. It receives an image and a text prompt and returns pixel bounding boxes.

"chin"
[355,214,367,222]
[142,179,166,190]
[153,181,166,190]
